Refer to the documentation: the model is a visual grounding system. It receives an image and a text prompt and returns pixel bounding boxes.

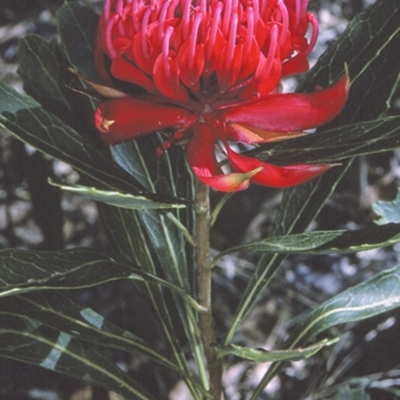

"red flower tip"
[227,123,306,144]
[94,97,194,144]
[95,108,114,134]
[93,0,348,191]
[227,147,338,188]
[190,167,263,192]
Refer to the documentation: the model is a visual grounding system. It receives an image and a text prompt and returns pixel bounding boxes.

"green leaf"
[97,204,156,266]
[277,0,400,236]
[56,2,99,82]
[0,82,191,207]
[226,0,400,346]
[372,188,400,224]
[216,223,400,259]
[0,246,207,391]
[111,138,195,289]
[110,133,204,388]
[251,117,400,164]
[297,0,400,125]
[17,35,75,124]
[0,291,180,372]
[95,206,205,398]
[50,180,188,210]
[0,314,154,400]
[330,387,371,400]
[0,247,205,396]
[0,248,196,301]
[215,338,338,363]
[0,82,135,192]
[0,248,144,298]
[321,372,400,399]
[17,33,98,141]
[290,264,400,346]
[111,138,196,283]
[0,248,142,294]
[255,264,400,398]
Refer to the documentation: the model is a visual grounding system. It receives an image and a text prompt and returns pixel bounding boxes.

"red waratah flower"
[94,0,349,191]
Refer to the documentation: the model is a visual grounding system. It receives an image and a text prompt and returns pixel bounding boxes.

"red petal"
[204,29,225,77]
[111,55,156,92]
[217,43,244,92]
[253,57,282,98]
[131,29,160,76]
[153,53,189,102]
[186,122,251,191]
[224,74,349,132]
[186,122,221,176]
[227,147,336,188]
[94,98,193,144]
[236,39,260,82]
[177,40,204,91]
[281,54,309,76]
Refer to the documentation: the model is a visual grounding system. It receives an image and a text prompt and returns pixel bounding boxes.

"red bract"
[94,0,349,191]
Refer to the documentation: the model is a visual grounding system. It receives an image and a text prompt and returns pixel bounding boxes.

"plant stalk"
[195,180,224,399]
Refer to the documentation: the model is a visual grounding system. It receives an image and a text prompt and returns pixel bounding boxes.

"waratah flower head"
[94,0,349,191]
[97,0,318,104]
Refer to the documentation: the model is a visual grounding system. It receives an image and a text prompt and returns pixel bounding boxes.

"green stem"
[195,180,224,399]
